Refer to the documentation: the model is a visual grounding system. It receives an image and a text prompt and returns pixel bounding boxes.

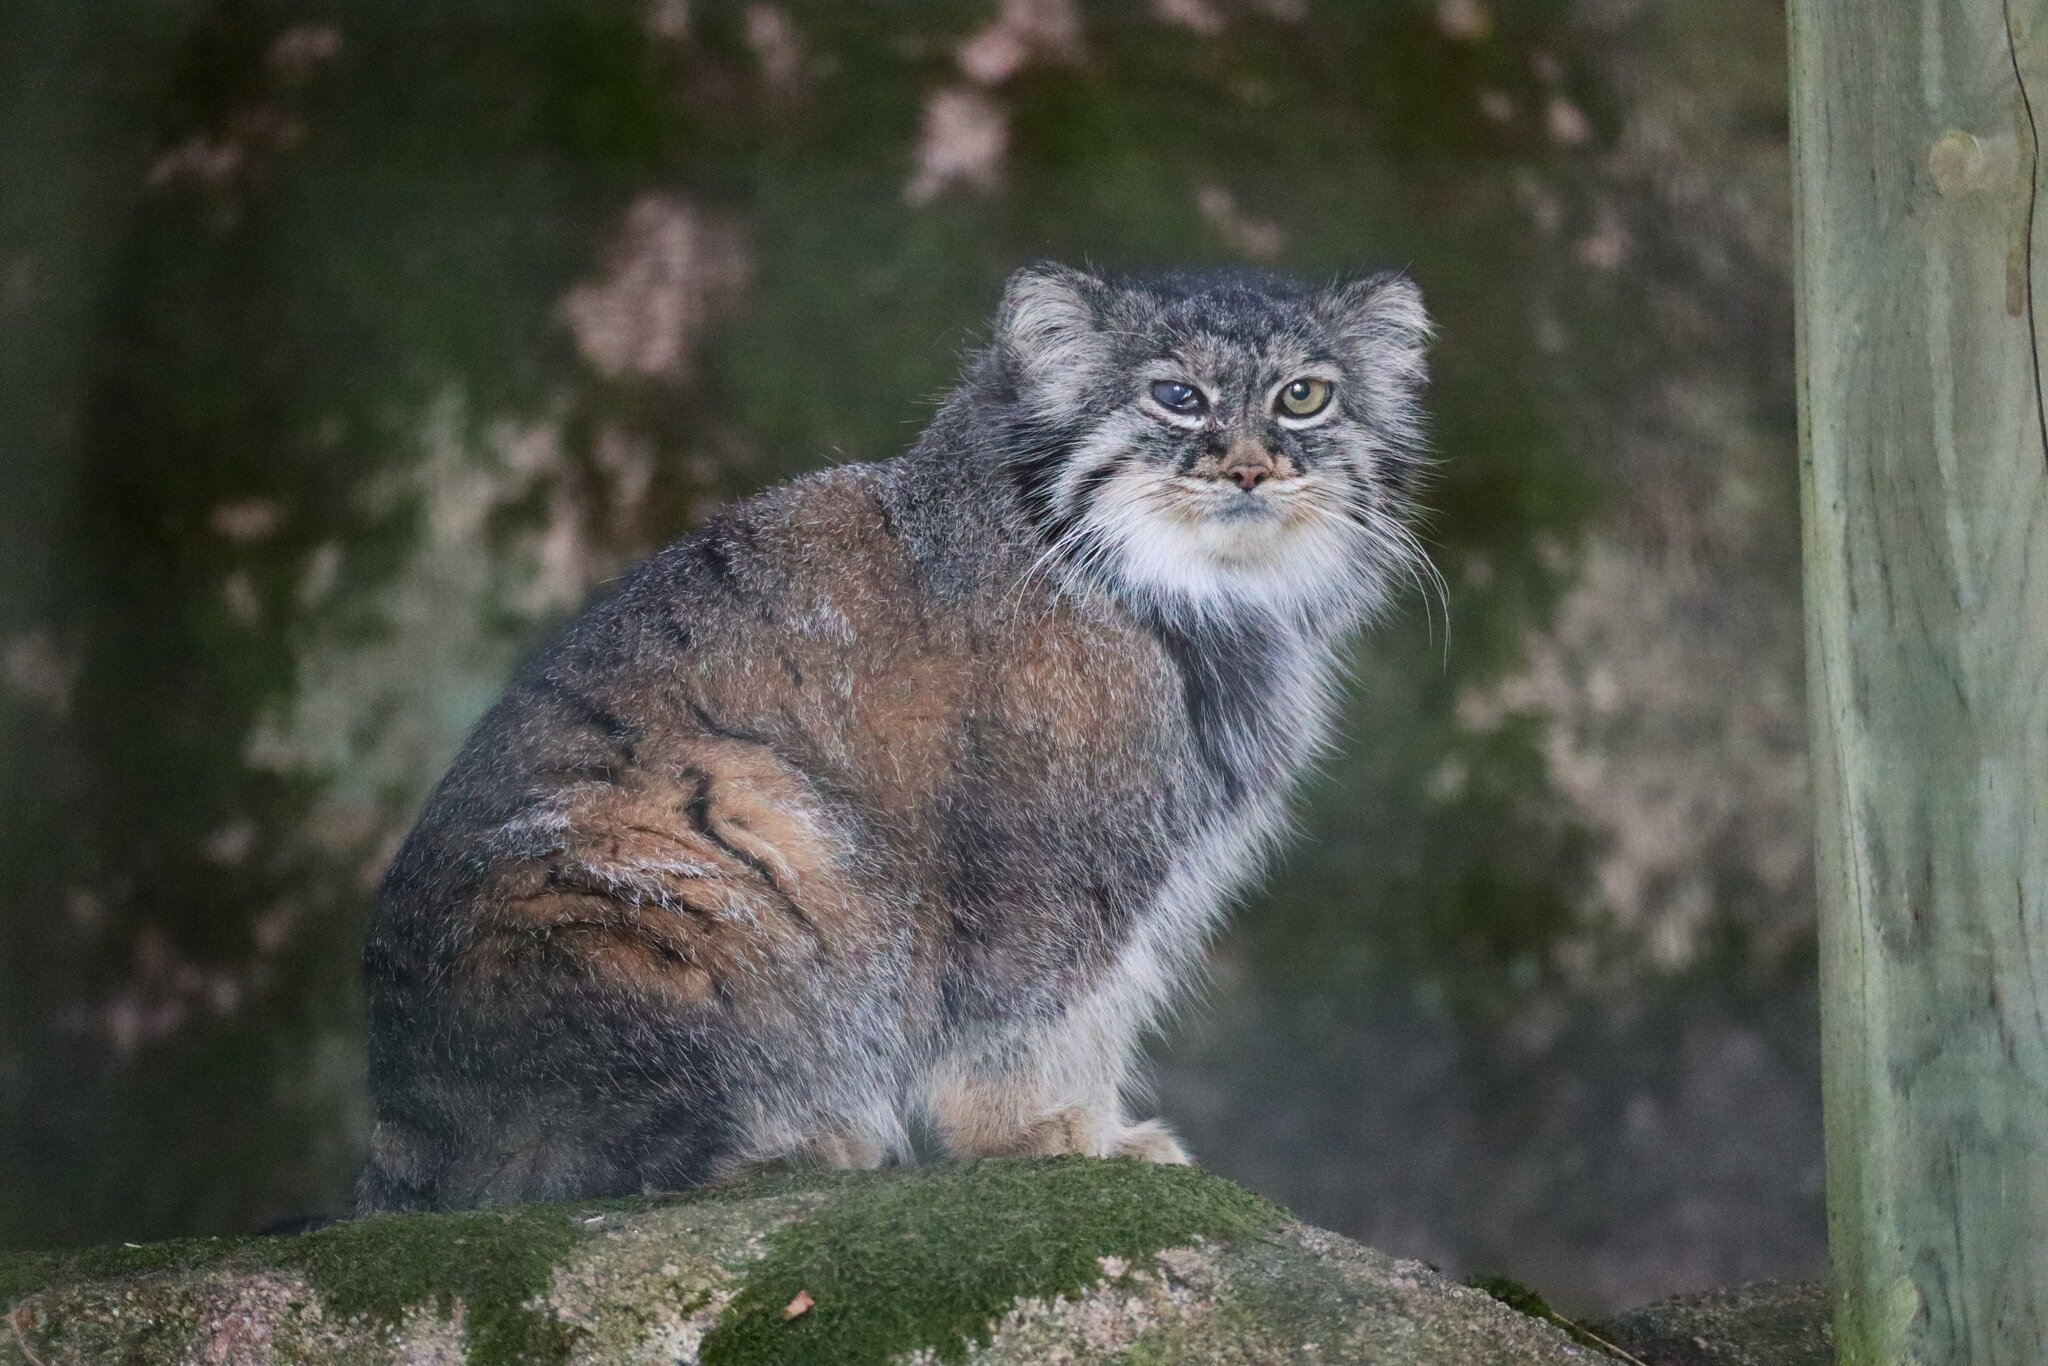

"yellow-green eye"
[1277,377,1332,418]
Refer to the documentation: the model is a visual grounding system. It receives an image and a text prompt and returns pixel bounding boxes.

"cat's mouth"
[1201,492,1277,523]
[1159,475,1326,534]
[1067,459,1370,613]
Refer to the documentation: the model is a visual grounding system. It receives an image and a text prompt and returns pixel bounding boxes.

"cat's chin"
[1099,501,1372,621]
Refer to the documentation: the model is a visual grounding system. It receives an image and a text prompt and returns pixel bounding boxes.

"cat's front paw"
[935,1099,1194,1165]
[997,1108,1191,1164]
[1111,1118,1192,1165]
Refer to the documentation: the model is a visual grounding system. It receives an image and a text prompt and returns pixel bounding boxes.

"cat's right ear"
[995,262,1109,418]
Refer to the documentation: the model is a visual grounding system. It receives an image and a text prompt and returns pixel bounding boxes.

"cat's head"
[988,262,1432,626]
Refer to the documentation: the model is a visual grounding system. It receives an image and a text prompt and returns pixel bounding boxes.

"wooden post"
[1789,2,2048,1362]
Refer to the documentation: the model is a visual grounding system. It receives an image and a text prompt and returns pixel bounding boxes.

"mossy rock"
[1595,1281,1833,1366]
[0,1158,1604,1365]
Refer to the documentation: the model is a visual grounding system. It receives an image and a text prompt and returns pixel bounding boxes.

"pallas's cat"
[358,263,1431,1211]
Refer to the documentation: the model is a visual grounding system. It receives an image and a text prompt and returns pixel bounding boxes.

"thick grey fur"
[357,263,1431,1211]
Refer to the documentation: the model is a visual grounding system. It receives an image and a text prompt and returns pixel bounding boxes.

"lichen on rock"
[534,1189,826,1365]
[2,1159,1611,1366]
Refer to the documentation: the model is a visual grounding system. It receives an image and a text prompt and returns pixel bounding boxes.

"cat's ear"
[996,262,1110,417]
[1327,271,1431,438]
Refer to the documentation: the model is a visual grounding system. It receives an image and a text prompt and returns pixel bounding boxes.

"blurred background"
[0,0,1810,1314]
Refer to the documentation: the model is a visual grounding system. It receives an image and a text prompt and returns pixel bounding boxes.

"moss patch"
[1471,1274,1642,1362]
[0,1234,254,1309]
[7,1162,1286,1366]
[271,1204,590,1364]
[700,1158,1283,1366]
[2,1206,592,1365]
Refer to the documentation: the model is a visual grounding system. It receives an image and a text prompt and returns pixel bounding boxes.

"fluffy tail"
[353,1117,443,1214]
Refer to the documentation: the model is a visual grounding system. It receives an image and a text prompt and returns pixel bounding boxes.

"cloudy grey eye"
[1149,380,1206,415]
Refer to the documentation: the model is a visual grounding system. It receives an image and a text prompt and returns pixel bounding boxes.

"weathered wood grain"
[1789,1,2048,1362]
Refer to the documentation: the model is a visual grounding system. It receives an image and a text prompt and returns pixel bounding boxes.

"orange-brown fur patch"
[466,736,868,1012]
[926,1088,1163,1161]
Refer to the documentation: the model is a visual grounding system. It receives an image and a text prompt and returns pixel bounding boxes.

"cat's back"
[407,460,967,817]
[365,455,1187,988]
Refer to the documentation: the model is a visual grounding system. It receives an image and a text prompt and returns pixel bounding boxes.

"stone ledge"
[3,1158,1605,1365]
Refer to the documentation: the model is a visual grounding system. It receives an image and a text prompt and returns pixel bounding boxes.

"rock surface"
[1597,1281,1832,1366]
[0,1159,1605,1365]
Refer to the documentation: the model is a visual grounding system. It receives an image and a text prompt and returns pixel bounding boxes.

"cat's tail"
[353,1116,443,1214]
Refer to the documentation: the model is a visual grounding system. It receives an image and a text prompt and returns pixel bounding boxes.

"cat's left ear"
[1326,272,1432,434]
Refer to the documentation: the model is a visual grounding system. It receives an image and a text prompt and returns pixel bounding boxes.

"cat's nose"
[1221,444,1278,491]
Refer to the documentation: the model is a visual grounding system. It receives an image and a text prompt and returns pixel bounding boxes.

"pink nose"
[1222,453,1276,490]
